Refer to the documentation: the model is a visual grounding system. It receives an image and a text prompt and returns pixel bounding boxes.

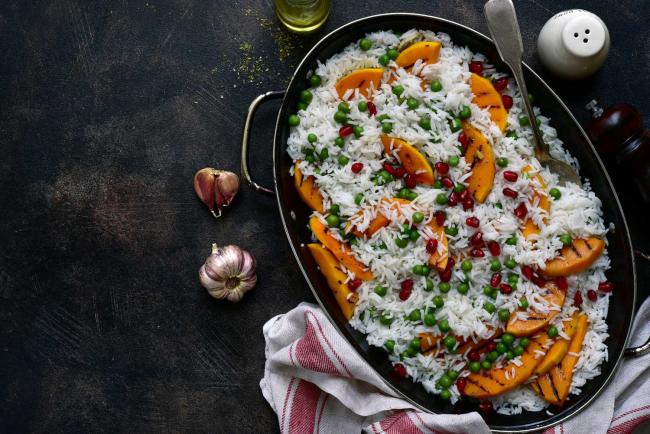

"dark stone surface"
[0,1,648,432]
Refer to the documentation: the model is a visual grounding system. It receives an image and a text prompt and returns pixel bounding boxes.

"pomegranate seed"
[502,94,513,110]
[487,342,497,352]
[435,211,446,226]
[440,268,452,282]
[458,132,470,147]
[347,279,362,291]
[487,241,501,256]
[435,162,450,175]
[441,176,454,189]
[383,162,398,176]
[468,350,480,362]
[466,216,480,228]
[555,276,568,291]
[394,166,406,178]
[499,283,513,295]
[479,401,493,414]
[399,286,412,301]
[470,248,485,258]
[598,281,614,292]
[339,125,353,137]
[459,189,471,203]
[532,274,546,287]
[463,197,475,211]
[502,187,518,199]
[574,291,583,306]
[456,377,467,393]
[587,289,598,302]
[401,279,414,292]
[469,61,484,75]
[448,191,459,206]
[490,273,502,287]
[393,363,407,378]
[470,232,484,247]
[503,170,519,182]
[404,174,417,189]
[522,265,534,280]
[514,203,528,219]
[426,239,438,254]
[367,101,377,116]
[351,162,363,173]
[493,77,508,92]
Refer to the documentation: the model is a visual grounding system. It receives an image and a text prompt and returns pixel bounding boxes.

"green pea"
[288,114,300,126]
[359,38,372,51]
[412,212,424,223]
[453,183,465,193]
[397,188,410,199]
[335,137,345,147]
[439,282,451,293]
[334,110,347,124]
[353,125,363,138]
[448,155,460,167]
[425,279,434,292]
[424,312,436,326]
[490,259,502,272]
[407,97,419,110]
[520,337,531,348]
[407,191,418,200]
[309,74,321,87]
[519,297,529,309]
[378,54,390,66]
[409,337,421,352]
[435,193,448,205]
[319,148,329,160]
[412,264,423,275]
[326,214,340,227]
[300,90,313,104]
[329,204,340,215]
[506,235,518,246]
[502,333,515,347]
[357,100,368,112]
[336,102,349,114]
[379,170,394,183]
[307,133,318,143]
[354,193,364,205]
[560,234,572,246]
[447,369,459,380]
[409,230,420,242]
[409,309,422,322]
[498,309,510,322]
[306,154,316,164]
[449,117,463,132]
[484,302,496,314]
[483,286,495,298]
[418,116,431,130]
[549,187,561,200]
[496,342,507,354]
[381,122,393,133]
[506,130,518,139]
[303,147,314,157]
[374,286,387,297]
[400,351,410,360]
[395,237,408,248]
[438,319,450,332]
[481,360,492,370]
[384,339,395,352]
[430,80,442,92]
[387,48,399,60]
[513,345,524,356]
[496,157,508,168]
[297,101,308,111]
[461,259,473,272]
[528,93,535,104]
[380,312,393,326]
[458,105,472,119]
[548,325,559,338]
[434,179,444,189]
[433,295,444,308]
[494,202,503,209]
[505,350,514,360]
[519,115,530,126]
[469,361,481,372]
[338,155,349,166]
[487,350,498,362]
[445,225,458,236]
[440,390,452,400]
[457,282,469,294]
[505,258,517,269]
[392,84,405,96]
[443,335,456,349]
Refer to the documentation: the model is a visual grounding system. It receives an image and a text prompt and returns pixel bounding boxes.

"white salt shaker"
[537,9,610,79]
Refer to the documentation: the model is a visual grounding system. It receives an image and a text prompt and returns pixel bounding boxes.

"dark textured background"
[1,0,648,432]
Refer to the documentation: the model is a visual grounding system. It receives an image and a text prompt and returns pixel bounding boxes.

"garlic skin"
[193,168,240,218]
[199,243,257,302]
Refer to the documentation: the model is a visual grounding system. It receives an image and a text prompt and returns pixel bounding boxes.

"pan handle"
[240,90,285,195]
[624,250,650,357]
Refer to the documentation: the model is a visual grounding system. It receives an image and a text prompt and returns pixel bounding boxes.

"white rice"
[286,29,611,414]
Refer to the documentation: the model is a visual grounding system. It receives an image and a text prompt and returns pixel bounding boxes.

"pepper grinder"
[585,101,650,203]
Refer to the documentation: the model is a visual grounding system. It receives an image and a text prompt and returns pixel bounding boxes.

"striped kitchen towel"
[260,298,650,434]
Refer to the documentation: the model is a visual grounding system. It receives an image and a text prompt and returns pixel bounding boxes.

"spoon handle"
[484,0,549,156]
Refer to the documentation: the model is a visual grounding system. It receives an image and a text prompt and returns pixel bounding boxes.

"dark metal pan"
[240,13,650,432]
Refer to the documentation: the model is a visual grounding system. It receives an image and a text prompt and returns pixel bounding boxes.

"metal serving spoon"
[484,0,582,186]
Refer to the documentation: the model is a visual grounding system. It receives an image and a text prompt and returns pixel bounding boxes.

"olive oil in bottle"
[275,0,330,34]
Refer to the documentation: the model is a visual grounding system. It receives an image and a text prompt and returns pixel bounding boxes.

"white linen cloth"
[260,298,650,434]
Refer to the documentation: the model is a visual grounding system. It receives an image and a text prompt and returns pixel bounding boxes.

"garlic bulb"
[193,168,240,218]
[199,243,257,302]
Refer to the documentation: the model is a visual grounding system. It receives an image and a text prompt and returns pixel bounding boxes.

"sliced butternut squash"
[506,282,566,337]
[380,136,434,185]
[309,217,374,281]
[530,374,561,405]
[462,125,495,203]
[535,313,579,375]
[543,237,605,277]
[346,197,412,238]
[469,73,508,132]
[294,163,325,213]
[395,41,441,70]
[463,332,553,398]
[418,332,441,353]
[426,219,449,272]
[307,243,358,320]
[335,68,384,100]
[521,165,550,240]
